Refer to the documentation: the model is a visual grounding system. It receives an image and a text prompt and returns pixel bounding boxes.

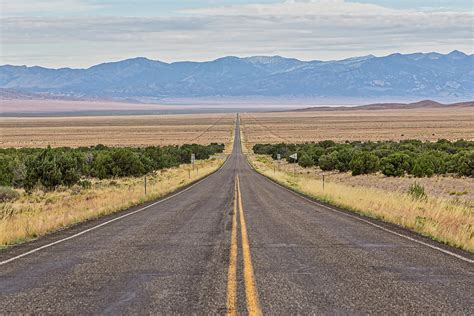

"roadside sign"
[191,153,195,163]
[277,154,281,160]
[289,153,297,160]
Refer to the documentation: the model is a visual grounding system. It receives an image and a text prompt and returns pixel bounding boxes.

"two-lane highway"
[1,116,473,314]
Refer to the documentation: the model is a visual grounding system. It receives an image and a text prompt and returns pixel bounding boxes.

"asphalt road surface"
[1,117,473,314]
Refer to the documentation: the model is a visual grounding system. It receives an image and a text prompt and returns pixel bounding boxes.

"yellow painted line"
[237,175,263,316]
[226,175,238,316]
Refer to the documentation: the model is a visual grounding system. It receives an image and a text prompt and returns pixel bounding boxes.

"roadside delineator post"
[276,153,281,172]
[144,175,147,195]
[322,175,325,190]
[289,153,297,176]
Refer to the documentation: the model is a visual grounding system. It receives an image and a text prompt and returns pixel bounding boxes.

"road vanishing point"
[1,117,473,314]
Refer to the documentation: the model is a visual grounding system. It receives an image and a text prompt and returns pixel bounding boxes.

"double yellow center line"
[227,174,262,316]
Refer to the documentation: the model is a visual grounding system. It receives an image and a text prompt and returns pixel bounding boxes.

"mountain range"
[1,51,473,100]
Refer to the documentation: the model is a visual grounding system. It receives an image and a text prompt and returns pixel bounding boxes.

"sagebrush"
[0,143,225,191]
[253,139,474,177]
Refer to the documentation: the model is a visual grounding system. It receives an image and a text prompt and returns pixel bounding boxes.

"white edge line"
[246,158,474,264]
[0,156,231,266]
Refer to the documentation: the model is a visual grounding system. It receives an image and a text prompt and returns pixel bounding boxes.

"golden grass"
[0,157,225,247]
[240,107,474,146]
[270,157,474,201]
[245,150,474,253]
[0,113,236,148]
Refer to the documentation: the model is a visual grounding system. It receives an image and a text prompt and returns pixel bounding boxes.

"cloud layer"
[1,0,473,68]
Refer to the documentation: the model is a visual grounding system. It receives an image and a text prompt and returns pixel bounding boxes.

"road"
[1,116,473,314]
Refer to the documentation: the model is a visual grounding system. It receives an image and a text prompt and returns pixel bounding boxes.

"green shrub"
[252,139,474,178]
[308,147,325,166]
[318,152,338,171]
[11,159,26,188]
[334,148,356,172]
[318,140,336,149]
[110,148,145,177]
[349,151,380,176]
[24,149,63,191]
[298,153,315,168]
[408,182,427,200]
[380,153,412,177]
[0,143,224,191]
[0,155,24,187]
[24,148,81,191]
[411,154,436,177]
[0,186,20,202]
[0,154,14,186]
[79,180,92,189]
[91,151,114,179]
[449,150,474,177]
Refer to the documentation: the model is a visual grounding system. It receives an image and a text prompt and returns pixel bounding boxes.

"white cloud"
[0,0,472,68]
[181,0,393,16]
[0,0,102,15]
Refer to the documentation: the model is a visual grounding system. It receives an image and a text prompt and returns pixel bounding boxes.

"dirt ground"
[240,107,474,146]
[0,113,236,148]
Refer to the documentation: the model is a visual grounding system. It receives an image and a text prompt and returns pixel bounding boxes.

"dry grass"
[240,107,474,146]
[0,157,225,247]
[0,113,236,148]
[244,146,473,252]
[269,158,474,201]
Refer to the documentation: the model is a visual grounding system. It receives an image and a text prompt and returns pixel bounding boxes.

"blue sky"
[1,0,473,67]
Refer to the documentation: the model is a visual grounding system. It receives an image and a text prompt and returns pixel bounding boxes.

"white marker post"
[191,153,196,172]
[289,153,297,176]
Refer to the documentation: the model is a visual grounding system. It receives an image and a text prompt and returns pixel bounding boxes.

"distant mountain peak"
[447,50,467,59]
[386,53,404,58]
[88,56,165,69]
[127,56,156,63]
[410,99,443,107]
[212,56,240,62]
[245,55,295,63]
